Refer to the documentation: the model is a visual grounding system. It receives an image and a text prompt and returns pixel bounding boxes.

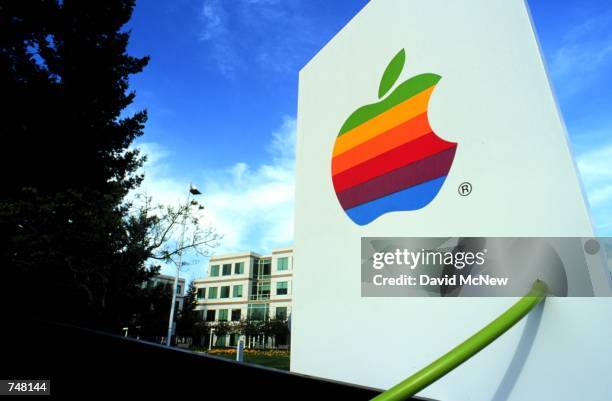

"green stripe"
[338,73,441,136]
[370,280,548,401]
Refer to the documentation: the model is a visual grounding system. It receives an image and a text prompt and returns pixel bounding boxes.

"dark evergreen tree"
[0,0,152,329]
[135,282,173,341]
[176,281,198,336]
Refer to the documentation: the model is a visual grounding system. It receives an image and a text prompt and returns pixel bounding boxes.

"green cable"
[371,280,548,401]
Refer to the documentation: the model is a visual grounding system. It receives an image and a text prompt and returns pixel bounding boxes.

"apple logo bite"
[331,49,457,225]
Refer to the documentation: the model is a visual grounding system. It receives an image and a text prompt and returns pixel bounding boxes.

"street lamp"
[166,183,202,347]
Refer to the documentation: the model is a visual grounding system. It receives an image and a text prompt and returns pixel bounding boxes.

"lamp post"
[166,183,202,347]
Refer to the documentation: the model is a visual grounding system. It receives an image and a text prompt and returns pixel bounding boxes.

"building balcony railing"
[249,294,270,301]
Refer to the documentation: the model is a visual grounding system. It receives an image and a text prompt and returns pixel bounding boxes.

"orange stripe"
[332,85,435,157]
[332,112,431,176]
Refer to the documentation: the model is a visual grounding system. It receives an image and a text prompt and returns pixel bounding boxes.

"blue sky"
[125,0,612,282]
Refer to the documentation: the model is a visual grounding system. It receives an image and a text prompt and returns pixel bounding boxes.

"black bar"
[0,319,432,399]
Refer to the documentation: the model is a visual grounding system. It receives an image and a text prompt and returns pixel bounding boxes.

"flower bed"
[207,348,289,357]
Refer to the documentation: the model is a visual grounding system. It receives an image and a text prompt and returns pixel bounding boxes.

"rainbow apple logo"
[331,49,457,225]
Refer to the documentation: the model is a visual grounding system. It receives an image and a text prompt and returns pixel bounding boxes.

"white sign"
[292,0,612,400]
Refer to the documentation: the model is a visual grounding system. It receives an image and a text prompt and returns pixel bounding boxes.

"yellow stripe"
[333,86,435,157]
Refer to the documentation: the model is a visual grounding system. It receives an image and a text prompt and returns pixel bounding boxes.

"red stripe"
[337,147,456,209]
[332,132,457,193]
[331,112,431,175]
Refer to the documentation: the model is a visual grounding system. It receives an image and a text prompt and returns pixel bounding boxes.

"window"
[205,310,216,321]
[247,304,269,321]
[197,288,205,299]
[233,284,243,298]
[218,309,228,321]
[276,281,288,295]
[253,259,271,278]
[222,264,232,276]
[196,310,204,320]
[210,265,220,277]
[229,333,238,347]
[208,287,218,299]
[234,262,244,274]
[215,335,226,347]
[220,286,230,299]
[231,309,241,321]
[277,257,289,271]
[276,307,287,320]
[177,285,182,294]
[250,281,270,300]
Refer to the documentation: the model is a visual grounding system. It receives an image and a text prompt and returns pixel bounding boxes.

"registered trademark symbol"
[458,182,472,196]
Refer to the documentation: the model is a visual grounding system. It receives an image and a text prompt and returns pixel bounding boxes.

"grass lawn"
[204,350,290,371]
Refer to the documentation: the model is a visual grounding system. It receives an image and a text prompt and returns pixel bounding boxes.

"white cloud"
[200,0,227,41]
[200,115,295,252]
[133,116,296,280]
[197,0,315,77]
[133,142,186,206]
[576,141,612,235]
[550,11,612,235]
[550,12,612,97]
[198,0,242,76]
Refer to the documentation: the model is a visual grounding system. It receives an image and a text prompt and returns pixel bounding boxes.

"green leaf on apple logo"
[378,49,406,99]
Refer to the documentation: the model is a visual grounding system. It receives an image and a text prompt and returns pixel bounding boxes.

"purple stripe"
[337,147,457,210]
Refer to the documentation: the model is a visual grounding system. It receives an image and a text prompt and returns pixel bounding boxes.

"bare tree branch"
[131,192,222,267]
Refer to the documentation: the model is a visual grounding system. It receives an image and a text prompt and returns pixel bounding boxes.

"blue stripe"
[345,176,447,225]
